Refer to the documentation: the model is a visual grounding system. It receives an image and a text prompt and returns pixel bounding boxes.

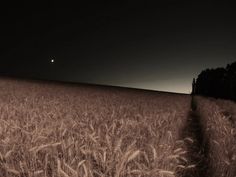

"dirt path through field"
[179,96,210,177]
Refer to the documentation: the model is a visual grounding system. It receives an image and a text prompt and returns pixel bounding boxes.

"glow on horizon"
[91,80,192,94]
[110,79,192,94]
[122,83,191,94]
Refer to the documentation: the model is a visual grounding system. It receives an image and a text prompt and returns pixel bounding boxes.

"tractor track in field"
[178,96,210,177]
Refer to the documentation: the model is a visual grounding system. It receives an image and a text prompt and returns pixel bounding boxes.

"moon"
[51,59,55,63]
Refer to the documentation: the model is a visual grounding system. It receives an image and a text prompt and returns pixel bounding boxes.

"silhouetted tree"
[195,61,236,101]
[226,62,236,100]
[192,78,196,95]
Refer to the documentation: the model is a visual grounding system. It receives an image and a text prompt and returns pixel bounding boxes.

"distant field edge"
[0,74,189,95]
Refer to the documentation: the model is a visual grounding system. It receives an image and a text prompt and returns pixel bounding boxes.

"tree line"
[192,61,236,101]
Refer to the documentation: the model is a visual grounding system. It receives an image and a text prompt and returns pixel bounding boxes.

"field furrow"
[177,97,209,177]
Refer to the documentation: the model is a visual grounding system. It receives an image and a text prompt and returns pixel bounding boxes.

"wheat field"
[196,96,236,177]
[0,78,191,177]
[1,78,236,177]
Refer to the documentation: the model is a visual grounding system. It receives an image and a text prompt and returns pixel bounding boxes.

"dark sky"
[1,1,236,93]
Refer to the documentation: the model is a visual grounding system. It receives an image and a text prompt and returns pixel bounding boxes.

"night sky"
[1,1,236,93]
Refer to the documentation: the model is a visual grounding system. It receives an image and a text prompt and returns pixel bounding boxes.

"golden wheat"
[0,78,192,177]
